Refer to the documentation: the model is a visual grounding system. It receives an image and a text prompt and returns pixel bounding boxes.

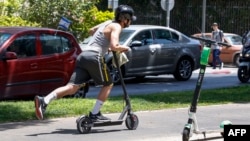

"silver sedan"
[80,25,201,84]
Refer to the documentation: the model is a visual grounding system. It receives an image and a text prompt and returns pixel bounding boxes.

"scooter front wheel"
[76,116,92,134]
[237,66,250,83]
[125,114,139,130]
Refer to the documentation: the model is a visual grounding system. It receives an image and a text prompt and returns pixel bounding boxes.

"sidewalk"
[1,103,249,141]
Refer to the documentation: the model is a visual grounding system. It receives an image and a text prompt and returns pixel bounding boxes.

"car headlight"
[244,50,250,57]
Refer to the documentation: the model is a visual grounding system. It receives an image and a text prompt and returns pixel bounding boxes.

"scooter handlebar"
[190,36,231,47]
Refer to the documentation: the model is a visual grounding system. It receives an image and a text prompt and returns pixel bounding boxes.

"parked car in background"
[81,25,201,84]
[79,36,92,48]
[0,27,82,100]
[192,33,242,67]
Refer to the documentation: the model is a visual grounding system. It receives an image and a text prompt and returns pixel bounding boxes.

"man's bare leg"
[35,84,80,120]
[90,85,113,120]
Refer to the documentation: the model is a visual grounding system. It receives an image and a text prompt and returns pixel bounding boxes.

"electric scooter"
[182,36,231,141]
[76,51,139,134]
[237,30,250,83]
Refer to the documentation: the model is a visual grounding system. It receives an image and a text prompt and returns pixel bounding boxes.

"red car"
[0,27,82,100]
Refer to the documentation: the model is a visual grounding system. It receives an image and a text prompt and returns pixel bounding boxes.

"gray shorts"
[69,50,113,86]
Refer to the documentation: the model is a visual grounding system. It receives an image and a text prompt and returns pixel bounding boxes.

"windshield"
[119,29,135,44]
[0,33,12,47]
[225,34,242,45]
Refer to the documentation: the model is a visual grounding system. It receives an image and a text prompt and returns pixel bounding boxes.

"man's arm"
[109,23,129,52]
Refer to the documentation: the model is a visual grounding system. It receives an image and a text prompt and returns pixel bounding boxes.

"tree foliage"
[1,0,249,39]
[0,15,40,26]
[75,7,114,40]
[1,0,114,41]
[19,0,114,41]
[0,0,40,27]
[0,0,22,16]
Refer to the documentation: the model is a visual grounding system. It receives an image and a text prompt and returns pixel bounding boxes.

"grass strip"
[0,85,249,123]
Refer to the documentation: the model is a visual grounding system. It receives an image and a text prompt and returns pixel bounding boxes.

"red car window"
[7,34,36,58]
[40,33,74,55]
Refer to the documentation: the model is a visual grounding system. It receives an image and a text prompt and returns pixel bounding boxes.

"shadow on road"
[26,128,126,136]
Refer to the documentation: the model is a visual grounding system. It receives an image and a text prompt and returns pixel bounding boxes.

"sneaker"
[34,96,47,120]
[219,62,224,69]
[89,111,111,121]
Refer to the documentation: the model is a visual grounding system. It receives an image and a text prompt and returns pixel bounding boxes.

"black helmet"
[115,5,136,22]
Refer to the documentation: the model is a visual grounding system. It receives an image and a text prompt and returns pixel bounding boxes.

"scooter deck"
[93,120,123,127]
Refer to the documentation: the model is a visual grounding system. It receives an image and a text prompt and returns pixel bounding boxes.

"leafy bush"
[0,15,40,27]
[73,7,114,41]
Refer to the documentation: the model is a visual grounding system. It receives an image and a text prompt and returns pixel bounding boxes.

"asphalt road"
[85,65,246,98]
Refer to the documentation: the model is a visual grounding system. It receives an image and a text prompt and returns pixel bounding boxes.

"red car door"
[37,32,78,94]
[0,33,40,99]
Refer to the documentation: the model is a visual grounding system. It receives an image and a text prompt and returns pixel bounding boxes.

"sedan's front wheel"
[173,59,193,81]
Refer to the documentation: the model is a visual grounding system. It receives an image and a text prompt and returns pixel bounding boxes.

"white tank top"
[84,20,113,56]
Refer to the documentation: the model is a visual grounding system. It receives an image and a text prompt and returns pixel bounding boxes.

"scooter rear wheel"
[237,66,250,83]
[125,114,139,130]
[182,127,190,141]
[76,116,92,134]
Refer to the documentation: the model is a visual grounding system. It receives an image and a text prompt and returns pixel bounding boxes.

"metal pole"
[201,0,206,37]
[111,0,118,12]
[166,0,170,27]
[112,0,115,11]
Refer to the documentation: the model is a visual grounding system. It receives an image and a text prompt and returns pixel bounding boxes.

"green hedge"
[0,16,40,27]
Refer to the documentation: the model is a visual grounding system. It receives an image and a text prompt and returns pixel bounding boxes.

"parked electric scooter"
[237,30,250,83]
[182,36,231,141]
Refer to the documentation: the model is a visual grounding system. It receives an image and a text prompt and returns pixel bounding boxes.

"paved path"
[1,103,250,141]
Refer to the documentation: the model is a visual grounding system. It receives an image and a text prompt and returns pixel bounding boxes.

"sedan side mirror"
[130,40,143,47]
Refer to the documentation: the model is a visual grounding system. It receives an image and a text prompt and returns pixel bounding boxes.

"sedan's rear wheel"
[109,65,120,84]
[107,62,123,84]
[173,59,193,81]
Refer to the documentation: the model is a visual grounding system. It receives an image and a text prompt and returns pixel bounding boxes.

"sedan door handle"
[150,48,156,55]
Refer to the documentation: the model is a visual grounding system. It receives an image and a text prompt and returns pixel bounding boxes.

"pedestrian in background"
[211,22,224,69]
